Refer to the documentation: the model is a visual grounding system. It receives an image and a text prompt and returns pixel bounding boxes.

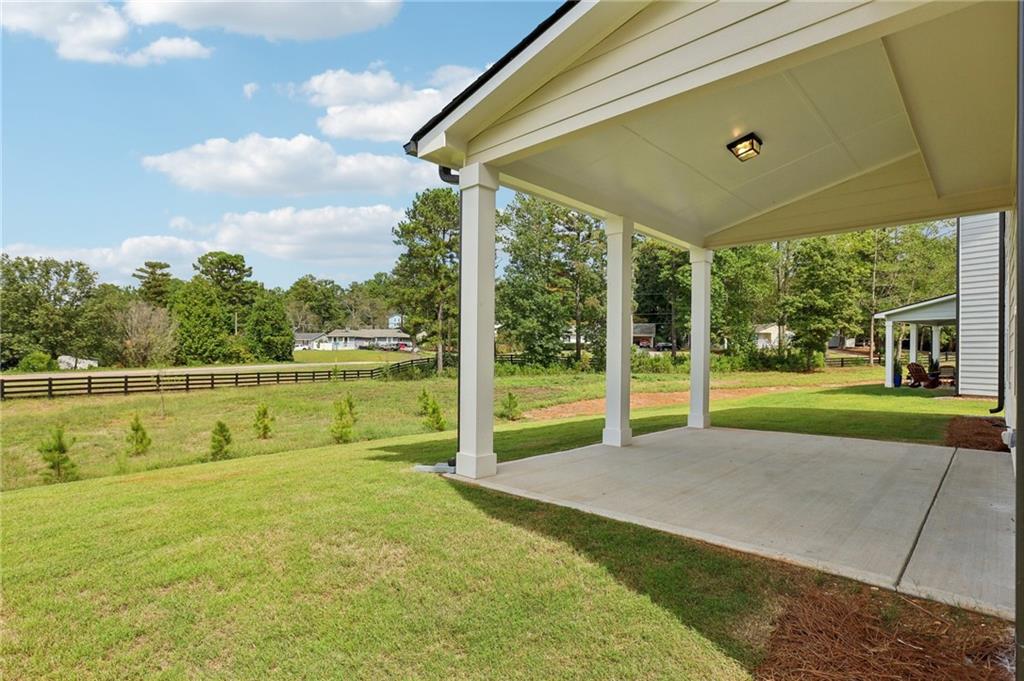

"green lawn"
[1,365,997,491]
[2,403,1003,680]
[292,349,429,364]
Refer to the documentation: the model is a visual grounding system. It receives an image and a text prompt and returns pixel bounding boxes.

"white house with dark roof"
[314,328,411,351]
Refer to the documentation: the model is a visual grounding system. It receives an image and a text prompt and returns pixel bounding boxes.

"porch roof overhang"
[406,0,1018,250]
[873,293,956,326]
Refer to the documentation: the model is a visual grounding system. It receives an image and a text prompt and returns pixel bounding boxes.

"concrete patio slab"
[451,428,1014,618]
[899,447,1015,619]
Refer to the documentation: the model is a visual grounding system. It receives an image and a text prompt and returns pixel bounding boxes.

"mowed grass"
[292,349,428,364]
[1,381,1003,679]
[2,418,796,680]
[2,365,994,491]
[0,366,877,489]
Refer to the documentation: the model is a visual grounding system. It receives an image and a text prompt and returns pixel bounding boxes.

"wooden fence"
[0,355,447,401]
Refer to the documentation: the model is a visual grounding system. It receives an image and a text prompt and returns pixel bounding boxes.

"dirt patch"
[525,386,802,420]
[945,416,1009,452]
[756,581,1013,680]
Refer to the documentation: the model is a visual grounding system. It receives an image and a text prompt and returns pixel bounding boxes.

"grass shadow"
[811,383,959,399]
[440,467,798,669]
[368,411,686,466]
[712,406,953,444]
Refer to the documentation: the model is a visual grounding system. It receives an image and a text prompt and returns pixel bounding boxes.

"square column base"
[602,427,632,447]
[456,451,497,479]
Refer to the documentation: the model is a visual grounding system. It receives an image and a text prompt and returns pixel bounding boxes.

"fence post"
[48,377,54,399]
[87,376,93,395]
[185,374,190,392]
[1,380,5,401]
[257,373,261,386]
[276,371,281,384]
[124,375,129,394]
[840,357,845,368]
[235,373,239,387]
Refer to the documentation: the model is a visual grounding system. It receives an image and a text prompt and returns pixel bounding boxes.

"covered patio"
[404,0,1020,622]
[874,294,956,388]
[455,427,1014,618]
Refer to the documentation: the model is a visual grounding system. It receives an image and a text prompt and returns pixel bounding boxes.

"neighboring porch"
[873,294,956,389]
[453,427,1014,619]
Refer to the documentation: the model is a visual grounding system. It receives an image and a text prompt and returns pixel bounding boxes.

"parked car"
[655,342,674,352]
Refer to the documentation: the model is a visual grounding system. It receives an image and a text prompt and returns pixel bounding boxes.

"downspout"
[440,166,461,468]
[1015,2,1023,675]
[992,212,1006,414]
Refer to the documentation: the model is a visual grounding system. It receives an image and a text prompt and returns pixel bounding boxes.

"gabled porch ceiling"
[411,1,1017,249]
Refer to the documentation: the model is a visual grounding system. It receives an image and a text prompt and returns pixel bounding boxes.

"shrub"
[330,400,355,443]
[39,425,78,483]
[417,387,432,416]
[423,397,446,432]
[209,421,232,460]
[125,413,152,457]
[253,403,274,439]
[497,391,523,421]
[17,351,57,373]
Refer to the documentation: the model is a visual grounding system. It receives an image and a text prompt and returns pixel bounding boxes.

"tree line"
[0,187,954,371]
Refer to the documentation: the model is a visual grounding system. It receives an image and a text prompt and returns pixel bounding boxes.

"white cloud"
[4,204,405,283]
[1,2,212,66]
[3,236,206,281]
[206,204,404,261]
[123,1,400,41]
[123,36,212,66]
[302,64,480,142]
[141,133,437,196]
[242,82,260,100]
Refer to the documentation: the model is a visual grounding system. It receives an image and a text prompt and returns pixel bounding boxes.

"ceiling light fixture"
[727,132,762,162]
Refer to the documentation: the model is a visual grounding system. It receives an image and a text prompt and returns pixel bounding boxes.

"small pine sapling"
[498,391,523,421]
[330,399,355,443]
[344,392,357,423]
[253,403,274,439]
[423,397,446,432]
[417,387,431,416]
[39,425,78,483]
[125,413,152,457]
[209,421,233,460]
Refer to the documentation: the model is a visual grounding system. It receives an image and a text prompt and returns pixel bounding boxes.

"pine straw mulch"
[944,416,1010,452]
[755,579,1014,680]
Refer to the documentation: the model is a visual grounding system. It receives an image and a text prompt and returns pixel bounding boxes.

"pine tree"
[209,421,232,460]
[423,397,446,432]
[39,426,78,483]
[253,403,274,440]
[125,413,152,457]
[344,392,357,423]
[330,400,355,443]
[132,261,175,307]
[498,392,522,421]
[417,387,431,416]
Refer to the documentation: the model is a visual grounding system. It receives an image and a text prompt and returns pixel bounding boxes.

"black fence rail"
[0,355,453,401]
[823,356,871,368]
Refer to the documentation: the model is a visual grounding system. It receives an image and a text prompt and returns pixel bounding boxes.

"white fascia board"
[873,294,957,319]
[416,2,646,166]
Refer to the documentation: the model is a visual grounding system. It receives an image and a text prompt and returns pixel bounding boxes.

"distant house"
[315,328,412,351]
[632,323,656,348]
[754,323,789,350]
[293,332,326,350]
[387,314,404,330]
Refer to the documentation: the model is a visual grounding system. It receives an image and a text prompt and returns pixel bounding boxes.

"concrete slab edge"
[896,580,1014,621]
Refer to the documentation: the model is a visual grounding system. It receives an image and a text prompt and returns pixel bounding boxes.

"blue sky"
[2,1,558,287]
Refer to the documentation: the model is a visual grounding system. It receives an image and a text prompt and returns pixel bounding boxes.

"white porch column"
[689,247,713,428]
[931,325,941,362]
[456,163,499,479]
[603,216,633,447]
[884,320,895,388]
[909,323,918,364]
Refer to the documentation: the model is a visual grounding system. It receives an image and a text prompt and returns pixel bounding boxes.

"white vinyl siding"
[957,213,1001,397]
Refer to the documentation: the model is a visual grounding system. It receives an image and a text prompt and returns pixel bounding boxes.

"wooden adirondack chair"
[906,362,941,389]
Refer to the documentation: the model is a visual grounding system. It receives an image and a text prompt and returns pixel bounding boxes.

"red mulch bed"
[944,416,1010,452]
[756,581,1014,680]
